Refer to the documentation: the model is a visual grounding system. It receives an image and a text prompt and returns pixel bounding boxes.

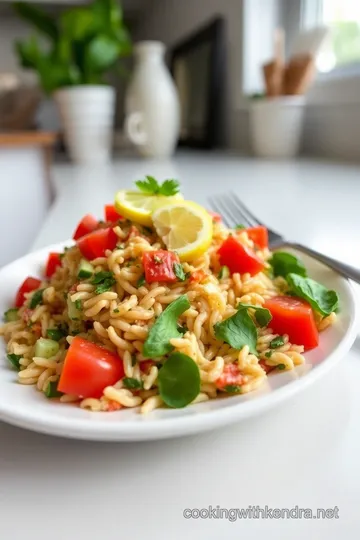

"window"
[304,0,360,73]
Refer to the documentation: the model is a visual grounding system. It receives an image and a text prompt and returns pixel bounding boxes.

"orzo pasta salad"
[0,177,339,414]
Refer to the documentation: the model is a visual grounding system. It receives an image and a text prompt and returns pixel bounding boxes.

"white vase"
[54,86,115,164]
[125,41,180,158]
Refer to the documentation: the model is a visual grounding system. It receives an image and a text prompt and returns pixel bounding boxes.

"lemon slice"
[114,190,183,226]
[152,201,213,261]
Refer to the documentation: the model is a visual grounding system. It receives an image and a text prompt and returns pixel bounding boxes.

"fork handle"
[284,242,360,285]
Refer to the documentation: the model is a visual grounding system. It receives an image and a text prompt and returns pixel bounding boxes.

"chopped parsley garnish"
[131,355,137,367]
[3,308,19,322]
[75,299,83,311]
[113,308,120,314]
[7,353,21,371]
[177,324,188,335]
[123,377,143,390]
[265,351,273,359]
[135,176,180,196]
[224,385,242,393]
[173,262,187,282]
[277,364,286,370]
[91,271,116,294]
[137,274,146,288]
[44,381,63,398]
[287,273,339,316]
[46,327,67,341]
[270,336,285,349]
[29,289,44,309]
[235,224,246,230]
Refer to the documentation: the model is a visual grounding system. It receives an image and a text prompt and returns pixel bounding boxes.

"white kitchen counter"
[2,152,360,540]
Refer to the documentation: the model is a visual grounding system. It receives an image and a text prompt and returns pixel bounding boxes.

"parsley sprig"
[91,271,116,294]
[135,176,180,196]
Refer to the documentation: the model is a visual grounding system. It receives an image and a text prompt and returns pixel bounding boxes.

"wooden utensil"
[262,28,285,97]
[283,53,315,95]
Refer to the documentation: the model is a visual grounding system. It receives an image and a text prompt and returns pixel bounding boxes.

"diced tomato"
[264,295,319,350]
[215,364,245,390]
[77,227,118,260]
[142,250,179,283]
[73,214,99,240]
[245,226,268,249]
[105,204,122,223]
[218,236,265,276]
[208,211,222,223]
[259,360,276,374]
[45,252,61,278]
[106,400,122,412]
[15,277,42,308]
[189,270,207,284]
[58,337,124,399]
[140,360,155,374]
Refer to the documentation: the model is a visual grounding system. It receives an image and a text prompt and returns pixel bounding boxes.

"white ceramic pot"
[54,86,115,164]
[250,96,305,159]
[125,41,180,158]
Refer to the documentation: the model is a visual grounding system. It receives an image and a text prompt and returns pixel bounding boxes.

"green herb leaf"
[269,251,307,278]
[214,309,258,354]
[3,308,19,322]
[235,224,246,230]
[46,327,67,341]
[270,336,285,349]
[131,355,137,367]
[7,353,21,371]
[277,363,286,370]
[237,303,272,327]
[224,385,242,393]
[135,175,160,194]
[218,266,230,279]
[44,381,63,398]
[265,351,272,358]
[113,308,120,313]
[75,299,83,311]
[123,377,143,390]
[91,271,116,294]
[173,262,186,281]
[177,324,188,335]
[158,352,200,408]
[137,274,146,288]
[29,288,44,309]
[143,295,191,358]
[158,179,180,196]
[287,273,339,316]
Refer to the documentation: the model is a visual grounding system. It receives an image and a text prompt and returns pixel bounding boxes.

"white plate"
[0,242,358,441]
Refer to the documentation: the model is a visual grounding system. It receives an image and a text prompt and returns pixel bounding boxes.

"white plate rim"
[0,241,358,441]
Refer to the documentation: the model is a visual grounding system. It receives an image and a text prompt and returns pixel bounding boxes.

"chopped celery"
[4,308,19,322]
[35,338,59,359]
[77,259,94,279]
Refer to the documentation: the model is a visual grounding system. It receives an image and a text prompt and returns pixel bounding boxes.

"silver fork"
[209,192,360,284]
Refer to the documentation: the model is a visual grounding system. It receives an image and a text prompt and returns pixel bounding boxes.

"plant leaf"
[158,352,200,408]
[135,176,160,195]
[287,273,339,316]
[13,2,58,41]
[237,303,272,327]
[158,179,180,196]
[269,251,307,278]
[143,295,190,358]
[214,309,258,354]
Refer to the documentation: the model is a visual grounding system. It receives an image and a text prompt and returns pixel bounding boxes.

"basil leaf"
[265,351,272,358]
[270,336,285,348]
[224,385,242,393]
[269,252,307,278]
[287,273,339,316]
[143,295,191,358]
[214,309,258,354]
[29,289,44,309]
[123,377,143,390]
[173,262,186,281]
[44,381,63,398]
[238,303,272,327]
[158,352,200,408]
[7,353,21,371]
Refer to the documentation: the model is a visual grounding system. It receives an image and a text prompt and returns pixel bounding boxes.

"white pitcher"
[125,41,180,158]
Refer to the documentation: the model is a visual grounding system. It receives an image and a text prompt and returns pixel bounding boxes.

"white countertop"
[2,152,360,540]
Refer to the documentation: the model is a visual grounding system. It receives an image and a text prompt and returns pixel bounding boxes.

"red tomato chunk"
[73,214,99,240]
[45,252,61,278]
[77,227,118,260]
[58,337,124,398]
[15,277,42,307]
[218,236,265,276]
[105,204,122,222]
[142,250,179,283]
[216,364,244,390]
[264,295,319,350]
[245,226,268,249]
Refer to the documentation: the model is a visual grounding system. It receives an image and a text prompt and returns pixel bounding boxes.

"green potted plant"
[14,0,132,164]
